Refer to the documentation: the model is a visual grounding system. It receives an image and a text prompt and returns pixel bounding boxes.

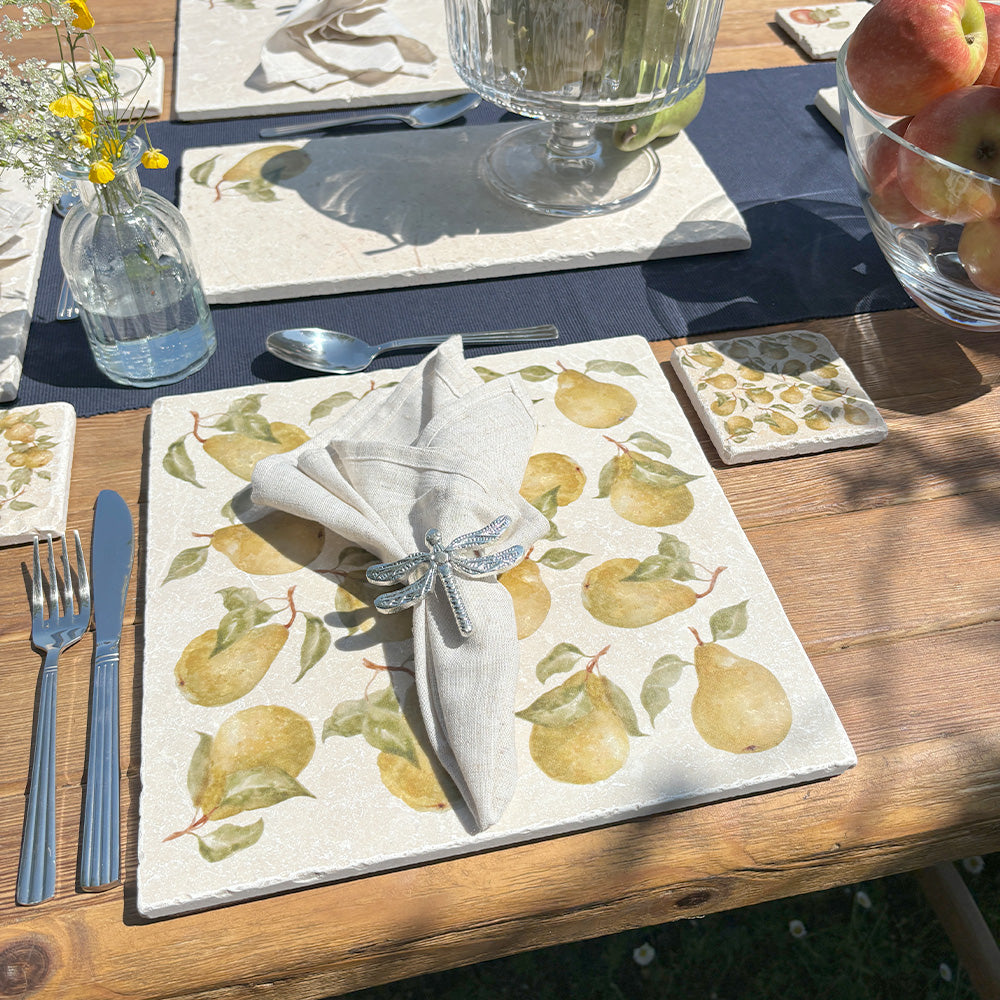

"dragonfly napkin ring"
[366,515,524,637]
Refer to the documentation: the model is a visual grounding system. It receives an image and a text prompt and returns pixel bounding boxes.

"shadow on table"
[641,197,910,341]
[19,316,119,389]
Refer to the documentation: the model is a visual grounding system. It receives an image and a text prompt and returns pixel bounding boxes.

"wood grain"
[2,5,999,999]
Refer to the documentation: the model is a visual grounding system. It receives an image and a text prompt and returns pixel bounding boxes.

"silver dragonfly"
[366,515,524,637]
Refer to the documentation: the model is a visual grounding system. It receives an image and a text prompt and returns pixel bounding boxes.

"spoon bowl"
[259,93,482,138]
[266,325,558,374]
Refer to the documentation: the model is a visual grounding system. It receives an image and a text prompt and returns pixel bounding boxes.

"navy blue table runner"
[15,61,911,417]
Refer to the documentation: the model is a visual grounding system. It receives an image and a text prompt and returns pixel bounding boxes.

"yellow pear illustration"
[814,363,838,379]
[779,385,804,404]
[175,623,288,706]
[194,705,316,820]
[737,365,765,382]
[499,553,551,639]
[843,403,870,425]
[554,365,636,428]
[213,144,311,200]
[811,384,845,402]
[704,373,737,390]
[202,421,308,481]
[518,647,641,785]
[206,511,324,574]
[601,439,699,527]
[804,410,831,431]
[519,452,586,506]
[710,395,736,416]
[745,387,774,405]
[377,743,451,811]
[758,341,789,361]
[528,671,629,783]
[582,557,723,629]
[760,410,798,436]
[724,415,753,436]
[787,334,818,353]
[690,631,792,754]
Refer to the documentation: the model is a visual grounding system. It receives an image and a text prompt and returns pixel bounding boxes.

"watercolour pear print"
[137,336,855,919]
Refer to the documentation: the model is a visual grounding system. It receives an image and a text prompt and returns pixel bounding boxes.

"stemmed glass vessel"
[443,0,725,216]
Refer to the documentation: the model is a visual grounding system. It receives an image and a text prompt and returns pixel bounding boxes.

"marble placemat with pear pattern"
[174,0,465,120]
[137,335,855,919]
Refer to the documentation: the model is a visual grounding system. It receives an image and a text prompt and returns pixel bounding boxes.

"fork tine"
[31,538,43,620]
[73,530,91,617]
[59,534,74,615]
[45,534,58,619]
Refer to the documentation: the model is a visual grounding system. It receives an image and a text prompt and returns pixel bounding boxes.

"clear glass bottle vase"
[60,138,216,388]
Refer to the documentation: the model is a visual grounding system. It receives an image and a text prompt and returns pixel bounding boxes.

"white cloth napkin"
[259,0,436,92]
[0,202,33,267]
[250,337,548,830]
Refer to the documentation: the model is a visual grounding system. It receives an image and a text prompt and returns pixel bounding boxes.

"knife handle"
[79,647,120,891]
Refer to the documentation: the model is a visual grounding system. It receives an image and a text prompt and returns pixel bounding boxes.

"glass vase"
[444,0,725,216]
[60,138,216,387]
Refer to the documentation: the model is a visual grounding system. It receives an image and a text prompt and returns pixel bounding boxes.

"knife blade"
[79,489,134,892]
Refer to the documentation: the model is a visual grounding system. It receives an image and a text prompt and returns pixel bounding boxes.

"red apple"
[865,118,938,225]
[845,0,988,116]
[958,216,1000,291]
[898,85,1000,221]
[974,1,1000,81]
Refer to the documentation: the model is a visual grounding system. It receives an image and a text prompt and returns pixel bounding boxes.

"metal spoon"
[266,324,558,374]
[259,93,482,138]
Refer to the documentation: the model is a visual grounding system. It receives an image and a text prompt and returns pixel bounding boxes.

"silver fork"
[16,533,91,906]
[56,279,80,321]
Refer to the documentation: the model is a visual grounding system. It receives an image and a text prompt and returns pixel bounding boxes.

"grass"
[349,855,999,1000]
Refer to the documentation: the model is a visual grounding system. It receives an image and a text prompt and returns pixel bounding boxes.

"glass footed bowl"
[443,0,725,216]
[837,46,1000,332]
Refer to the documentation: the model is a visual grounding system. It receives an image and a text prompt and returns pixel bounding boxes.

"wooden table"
[3,4,1000,999]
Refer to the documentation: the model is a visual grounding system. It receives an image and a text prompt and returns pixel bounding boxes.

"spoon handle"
[260,113,406,138]
[376,326,559,355]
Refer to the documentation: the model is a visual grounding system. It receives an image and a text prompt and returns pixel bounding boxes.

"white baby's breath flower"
[632,943,656,966]
[788,919,807,939]
[962,856,985,875]
[854,889,872,909]
[939,962,953,982]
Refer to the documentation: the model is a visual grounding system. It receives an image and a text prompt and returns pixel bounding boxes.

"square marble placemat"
[775,2,872,59]
[0,402,76,546]
[671,330,887,464]
[137,335,854,918]
[175,0,465,120]
[179,126,750,304]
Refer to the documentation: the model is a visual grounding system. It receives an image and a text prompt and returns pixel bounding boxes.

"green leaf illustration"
[228,412,279,443]
[516,674,592,729]
[8,499,35,511]
[215,765,314,815]
[625,431,672,460]
[585,359,646,378]
[296,612,331,682]
[187,732,213,807]
[196,818,264,863]
[309,391,357,424]
[528,486,560,522]
[474,366,504,383]
[361,704,417,765]
[517,365,557,383]
[606,679,643,737]
[537,548,590,570]
[221,487,256,523]
[630,456,700,490]
[322,698,367,741]
[536,642,586,683]
[163,437,203,488]
[640,655,689,725]
[162,544,210,585]
[217,585,261,612]
[190,154,219,186]
[710,600,750,642]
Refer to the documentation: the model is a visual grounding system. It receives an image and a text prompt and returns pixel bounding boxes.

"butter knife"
[79,490,134,892]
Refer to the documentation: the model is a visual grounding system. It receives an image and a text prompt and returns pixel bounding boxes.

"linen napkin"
[259,0,436,92]
[250,337,548,830]
[0,201,34,267]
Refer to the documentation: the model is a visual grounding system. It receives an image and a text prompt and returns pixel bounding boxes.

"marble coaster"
[0,171,52,402]
[179,126,750,304]
[775,2,872,59]
[175,0,465,120]
[671,330,887,464]
[815,86,844,134]
[0,402,76,546]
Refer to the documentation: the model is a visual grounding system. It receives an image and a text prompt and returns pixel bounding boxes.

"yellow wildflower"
[68,0,95,30]
[141,147,169,169]
[76,128,96,149]
[88,159,115,184]
[49,92,95,120]
[101,138,123,159]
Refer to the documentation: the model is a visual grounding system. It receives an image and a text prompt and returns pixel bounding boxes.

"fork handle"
[79,647,120,891]
[17,659,58,905]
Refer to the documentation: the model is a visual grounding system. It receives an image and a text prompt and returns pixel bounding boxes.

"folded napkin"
[251,337,548,830]
[259,0,436,92]
[0,201,34,267]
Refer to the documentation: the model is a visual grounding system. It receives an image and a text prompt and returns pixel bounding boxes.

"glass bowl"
[837,46,1000,332]
[444,0,725,216]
